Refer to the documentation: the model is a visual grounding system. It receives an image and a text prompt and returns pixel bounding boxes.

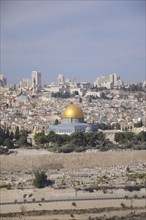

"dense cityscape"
[0,71,145,148]
[0,72,146,220]
[1,0,145,218]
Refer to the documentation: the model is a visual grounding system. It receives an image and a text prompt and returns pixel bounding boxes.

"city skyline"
[1,0,145,84]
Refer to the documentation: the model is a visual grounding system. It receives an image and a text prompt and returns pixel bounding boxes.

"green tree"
[54,119,59,125]
[10,131,14,140]
[47,131,58,143]
[71,132,86,146]
[18,129,28,147]
[137,131,146,142]
[114,132,125,143]
[124,132,136,142]
[20,129,28,138]
[4,128,10,139]
[84,132,102,147]
[18,136,27,147]
[33,171,47,188]
[84,132,96,147]
[15,126,20,140]
[0,136,3,145]
[34,133,47,146]
[97,132,105,141]
[34,133,43,145]
[0,127,4,145]
[134,120,143,128]
[3,138,13,148]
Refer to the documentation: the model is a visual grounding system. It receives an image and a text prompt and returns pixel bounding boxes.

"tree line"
[114,131,146,150]
[34,130,146,152]
[0,126,28,149]
[34,131,112,152]
[0,126,145,152]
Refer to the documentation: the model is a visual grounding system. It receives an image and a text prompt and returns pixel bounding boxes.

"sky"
[0,0,145,84]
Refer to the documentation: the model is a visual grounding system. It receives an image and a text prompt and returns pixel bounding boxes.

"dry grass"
[0,150,146,173]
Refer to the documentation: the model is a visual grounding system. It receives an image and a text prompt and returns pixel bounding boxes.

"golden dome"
[63,104,84,118]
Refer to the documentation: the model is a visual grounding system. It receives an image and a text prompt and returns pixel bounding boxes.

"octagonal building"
[49,103,98,135]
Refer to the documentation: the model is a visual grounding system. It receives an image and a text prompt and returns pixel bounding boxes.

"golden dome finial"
[63,103,84,118]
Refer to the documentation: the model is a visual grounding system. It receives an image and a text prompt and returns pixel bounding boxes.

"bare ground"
[0,149,146,173]
[0,149,146,220]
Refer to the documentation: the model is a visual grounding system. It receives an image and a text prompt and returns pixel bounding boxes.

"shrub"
[29,194,33,197]
[59,145,74,153]
[7,183,12,190]
[121,202,126,208]
[33,171,47,188]
[124,185,141,192]
[23,194,27,198]
[72,202,76,207]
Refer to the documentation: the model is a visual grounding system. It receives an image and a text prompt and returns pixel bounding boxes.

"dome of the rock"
[63,104,84,118]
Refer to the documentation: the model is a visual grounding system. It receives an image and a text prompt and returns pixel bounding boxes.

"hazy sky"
[1,0,145,84]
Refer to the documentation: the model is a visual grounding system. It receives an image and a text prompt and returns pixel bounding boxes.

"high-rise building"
[57,74,65,85]
[31,71,41,90]
[0,74,7,87]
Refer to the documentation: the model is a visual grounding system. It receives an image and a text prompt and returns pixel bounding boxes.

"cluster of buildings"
[94,73,123,89]
[42,73,124,98]
[1,71,144,95]
[0,71,145,144]
[0,71,42,94]
[0,72,123,92]
[19,71,42,93]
